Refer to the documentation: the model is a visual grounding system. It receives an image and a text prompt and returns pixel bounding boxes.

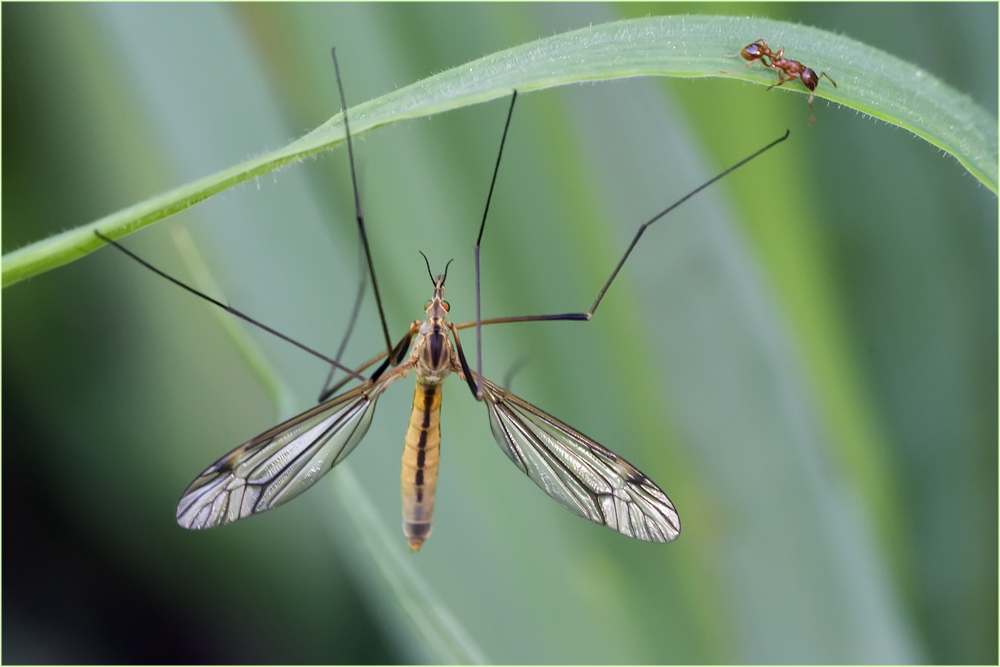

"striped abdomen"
[401,381,442,551]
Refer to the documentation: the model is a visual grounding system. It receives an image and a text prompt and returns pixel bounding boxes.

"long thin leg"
[96,52,396,391]
[453,130,790,332]
[369,322,421,383]
[319,345,392,401]
[472,90,518,400]
[449,322,479,398]
[331,48,395,364]
[318,238,368,401]
[321,320,420,402]
[95,231,367,382]
[501,353,532,392]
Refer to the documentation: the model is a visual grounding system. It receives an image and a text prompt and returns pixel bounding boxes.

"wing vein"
[478,376,679,543]
[176,364,410,529]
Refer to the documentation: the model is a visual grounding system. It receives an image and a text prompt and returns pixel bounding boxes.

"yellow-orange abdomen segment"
[401,381,442,551]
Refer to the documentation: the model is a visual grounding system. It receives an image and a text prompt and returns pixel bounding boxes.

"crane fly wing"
[479,376,680,543]
[176,365,409,529]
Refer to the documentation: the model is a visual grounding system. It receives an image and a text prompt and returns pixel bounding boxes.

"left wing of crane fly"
[478,377,680,543]
[176,364,409,529]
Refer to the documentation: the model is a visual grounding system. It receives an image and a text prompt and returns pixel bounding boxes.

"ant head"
[741,43,763,60]
[741,39,770,61]
[800,68,819,91]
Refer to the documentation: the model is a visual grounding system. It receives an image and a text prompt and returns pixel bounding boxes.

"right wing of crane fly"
[478,376,680,543]
[176,364,409,529]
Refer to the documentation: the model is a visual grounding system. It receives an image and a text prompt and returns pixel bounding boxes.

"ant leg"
[765,73,792,92]
[728,52,766,66]
[718,56,769,77]
[718,55,768,76]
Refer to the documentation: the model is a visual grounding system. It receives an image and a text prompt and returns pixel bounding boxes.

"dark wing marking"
[479,376,679,543]
[176,365,409,529]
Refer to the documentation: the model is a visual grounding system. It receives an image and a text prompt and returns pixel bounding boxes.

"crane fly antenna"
[418,253,453,285]
[331,47,395,363]
[453,129,790,332]
[472,89,518,400]
[419,250,435,284]
[94,230,367,382]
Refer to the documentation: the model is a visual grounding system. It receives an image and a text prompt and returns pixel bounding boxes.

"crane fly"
[98,49,789,550]
[172,264,679,548]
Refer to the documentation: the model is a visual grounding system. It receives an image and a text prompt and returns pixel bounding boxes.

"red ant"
[731,39,837,124]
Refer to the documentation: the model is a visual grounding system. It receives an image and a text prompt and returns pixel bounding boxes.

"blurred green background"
[3,3,996,664]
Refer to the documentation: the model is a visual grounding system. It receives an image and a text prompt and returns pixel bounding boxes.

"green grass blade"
[329,468,488,664]
[169,227,299,422]
[4,14,993,288]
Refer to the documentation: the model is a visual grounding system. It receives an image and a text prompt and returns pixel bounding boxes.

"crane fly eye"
[442,301,450,311]
[424,300,432,310]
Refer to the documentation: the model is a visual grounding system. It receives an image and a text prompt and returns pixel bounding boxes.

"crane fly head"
[420,253,452,315]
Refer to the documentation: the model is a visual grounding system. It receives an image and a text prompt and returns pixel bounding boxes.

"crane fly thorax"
[412,275,454,384]
[412,323,453,383]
